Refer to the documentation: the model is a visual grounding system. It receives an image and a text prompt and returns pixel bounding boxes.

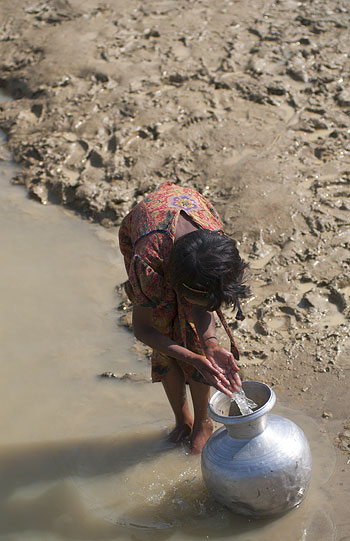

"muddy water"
[0,106,337,539]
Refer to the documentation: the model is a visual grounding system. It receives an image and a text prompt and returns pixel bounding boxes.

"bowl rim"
[208,380,276,424]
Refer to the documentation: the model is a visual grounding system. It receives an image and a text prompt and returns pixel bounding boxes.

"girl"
[119,182,249,454]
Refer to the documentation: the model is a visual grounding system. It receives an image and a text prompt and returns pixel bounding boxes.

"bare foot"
[189,419,213,455]
[168,422,193,444]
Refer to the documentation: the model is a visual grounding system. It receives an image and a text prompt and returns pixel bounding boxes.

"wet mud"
[0,0,349,537]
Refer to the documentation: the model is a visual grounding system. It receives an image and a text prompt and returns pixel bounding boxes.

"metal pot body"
[201,381,312,518]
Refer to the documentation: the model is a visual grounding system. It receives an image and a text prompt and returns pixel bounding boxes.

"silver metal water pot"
[201,381,312,518]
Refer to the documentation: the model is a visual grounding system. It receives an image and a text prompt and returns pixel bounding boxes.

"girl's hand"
[204,340,242,393]
[191,354,234,397]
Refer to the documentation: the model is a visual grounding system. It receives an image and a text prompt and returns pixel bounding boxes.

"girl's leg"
[161,360,193,443]
[188,381,213,454]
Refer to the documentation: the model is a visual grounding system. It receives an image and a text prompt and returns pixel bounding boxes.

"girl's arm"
[191,305,241,392]
[132,304,233,396]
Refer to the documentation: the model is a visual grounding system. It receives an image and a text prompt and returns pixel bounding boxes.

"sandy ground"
[0,0,350,536]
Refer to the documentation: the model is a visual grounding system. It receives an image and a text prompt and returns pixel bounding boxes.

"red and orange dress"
[119,181,224,383]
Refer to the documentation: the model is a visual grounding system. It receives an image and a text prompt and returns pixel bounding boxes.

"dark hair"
[169,229,250,311]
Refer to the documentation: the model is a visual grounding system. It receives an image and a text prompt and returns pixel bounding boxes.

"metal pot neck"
[208,381,276,440]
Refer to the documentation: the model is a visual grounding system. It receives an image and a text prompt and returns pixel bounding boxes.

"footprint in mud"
[300,287,348,327]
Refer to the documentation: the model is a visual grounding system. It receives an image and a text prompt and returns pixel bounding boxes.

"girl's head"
[169,229,250,311]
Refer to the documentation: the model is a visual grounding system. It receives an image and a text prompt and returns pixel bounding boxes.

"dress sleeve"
[126,232,171,308]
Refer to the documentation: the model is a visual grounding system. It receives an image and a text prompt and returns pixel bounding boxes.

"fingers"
[234,371,242,387]
[220,368,241,393]
[211,350,239,373]
[211,375,233,397]
[200,365,231,393]
[226,360,241,383]
[226,373,239,392]
[231,360,240,372]
[229,379,241,393]
[196,354,240,395]
[216,382,233,397]
[213,369,231,388]
[205,359,230,386]
[225,352,240,372]
[205,368,238,396]
[209,369,233,394]
[206,356,225,374]
[210,352,241,392]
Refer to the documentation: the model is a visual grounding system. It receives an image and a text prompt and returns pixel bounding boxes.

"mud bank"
[0,0,350,536]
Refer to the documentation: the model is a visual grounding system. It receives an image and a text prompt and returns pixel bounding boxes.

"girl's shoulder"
[143,182,223,232]
[120,182,223,245]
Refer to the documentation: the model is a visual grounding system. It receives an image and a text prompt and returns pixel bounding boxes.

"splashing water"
[231,388,258,415]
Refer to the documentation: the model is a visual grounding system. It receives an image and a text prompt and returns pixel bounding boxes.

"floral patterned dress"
[119,181,224,383]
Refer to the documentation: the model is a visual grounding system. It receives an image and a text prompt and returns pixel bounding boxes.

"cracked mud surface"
[0,0,349,535]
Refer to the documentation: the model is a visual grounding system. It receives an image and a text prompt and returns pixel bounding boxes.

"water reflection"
[0,431,173,493]
[0,403,336,541]
[0,430,176,539]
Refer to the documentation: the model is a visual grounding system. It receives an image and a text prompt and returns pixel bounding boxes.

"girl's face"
[183,294,210,308]
[178,283,213,310]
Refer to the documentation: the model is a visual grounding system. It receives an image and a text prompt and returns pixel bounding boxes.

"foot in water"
[167,422,193,444]
[189,419,213,455]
